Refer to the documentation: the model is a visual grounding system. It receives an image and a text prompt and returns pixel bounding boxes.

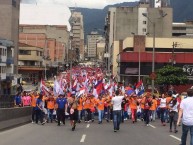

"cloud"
[21,0,137,9]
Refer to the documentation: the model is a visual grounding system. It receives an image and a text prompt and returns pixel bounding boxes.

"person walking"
[177,88,193,145]
[35,93,45,125]
[112,90,124,132]
[56,94,67,126]
[159,93,167,126]
[168,94,178,133]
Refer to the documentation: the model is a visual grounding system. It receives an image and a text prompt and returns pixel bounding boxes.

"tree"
[155,65,188,89]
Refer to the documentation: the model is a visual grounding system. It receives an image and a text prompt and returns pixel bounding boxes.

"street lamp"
[142,13,167,94]
[44,39,48,80]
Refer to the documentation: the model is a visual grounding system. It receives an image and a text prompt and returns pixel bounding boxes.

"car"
[45,80,54,88]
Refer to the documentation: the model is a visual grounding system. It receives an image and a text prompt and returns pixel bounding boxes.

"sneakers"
[41,121,46,125]
[146,124,149,127]
[174,130,178,133]
[114,130,117,132]
[31,121,34,124]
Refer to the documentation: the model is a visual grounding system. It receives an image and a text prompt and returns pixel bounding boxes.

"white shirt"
[159,98,167,108]
[180,97,193,126]
[112,96,124,111]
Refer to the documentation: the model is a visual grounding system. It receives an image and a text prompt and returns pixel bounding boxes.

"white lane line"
[170,135,181,142]
[86,124,90,128]
[149,124,156,128]
[80,134,86,143]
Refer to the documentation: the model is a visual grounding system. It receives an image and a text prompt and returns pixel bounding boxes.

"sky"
[20,0,137,30]
[21,0,137,9]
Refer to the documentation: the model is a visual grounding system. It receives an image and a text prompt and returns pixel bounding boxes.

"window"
[19,50,31,55]
[12,0,16,7]
[143,21,147,24]
[143,28,146,32]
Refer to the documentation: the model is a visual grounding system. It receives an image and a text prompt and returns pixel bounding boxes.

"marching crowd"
[14,66,193,145]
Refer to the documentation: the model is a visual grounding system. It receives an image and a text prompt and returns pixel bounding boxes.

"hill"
[73,1,193,39]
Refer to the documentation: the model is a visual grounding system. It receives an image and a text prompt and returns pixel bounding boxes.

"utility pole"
[171,42,178,66]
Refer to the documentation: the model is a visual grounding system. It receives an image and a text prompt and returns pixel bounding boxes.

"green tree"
[155,65,188,88]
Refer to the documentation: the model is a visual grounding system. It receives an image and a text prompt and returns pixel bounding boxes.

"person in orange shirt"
[83,94,92,123]
[46,93,55,123]
[90,95,97,122]
[77,95,84,123]
[139,96,146,121]
[129,94,138,123]
[150,95,158,121]
[96,94,106,124]
[30,91,39,123]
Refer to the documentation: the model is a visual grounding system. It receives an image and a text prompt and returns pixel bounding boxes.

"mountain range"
[72,0,193,38]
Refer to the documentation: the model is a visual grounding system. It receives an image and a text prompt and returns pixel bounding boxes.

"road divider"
[169,135,181,142]
[86,124,90,128]
[80,134,86,143]
[149,124,156,128]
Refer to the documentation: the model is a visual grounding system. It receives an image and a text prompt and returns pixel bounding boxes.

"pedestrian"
[112,90,124,132]
[168,94,178,133]
[56,94,67,126]
[96,94,105,124]
[22,91,31,107]
[30,91,38,123]
[150,95,158,121]
[14,92,22,107]
[177,88,193,145]
[143,94,152,126]
[35,93,45,125]
[77,95,83,123]
[68,95,78,131]
[46,93,55,123]
[159,93,167,126]
[129,94,138,123]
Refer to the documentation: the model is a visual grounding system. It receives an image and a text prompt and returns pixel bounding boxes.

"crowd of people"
[14,66,193,145]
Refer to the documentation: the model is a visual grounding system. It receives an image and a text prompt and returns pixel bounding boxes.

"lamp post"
[142,13,167,94]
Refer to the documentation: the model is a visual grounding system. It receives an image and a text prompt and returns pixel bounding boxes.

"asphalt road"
[0,118,188,145]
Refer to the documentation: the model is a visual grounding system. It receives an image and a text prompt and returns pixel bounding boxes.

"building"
[18,43,45,83]
[0,0,21,97]
[87,32,102,59]
[172,21,193,37]
[19,25,69,75]
[71,12,85,61]
[104,2,172,75]
[96,38,105,67]
[115,36,193,85]
[0,40,16,96]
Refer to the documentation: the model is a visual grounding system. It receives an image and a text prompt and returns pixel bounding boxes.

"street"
[0,118,185,145]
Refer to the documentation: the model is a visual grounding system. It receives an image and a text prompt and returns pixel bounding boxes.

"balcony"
[6,58,14,65]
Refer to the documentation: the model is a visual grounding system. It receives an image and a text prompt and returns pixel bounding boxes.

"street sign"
[150,72,157,80]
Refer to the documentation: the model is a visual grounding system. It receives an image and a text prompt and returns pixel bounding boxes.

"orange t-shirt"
[77,98,83,111]
[166,96,172,108]
[83,98,92,109]
[31,95,38,107]
[129,97,137,110]
[140,97,145,109]
[150,99,157,111]
[47,98,55,109]
[97,98,105,110]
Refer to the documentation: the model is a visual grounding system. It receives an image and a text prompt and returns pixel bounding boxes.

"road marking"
[149,124,156,128]
[86,124,90,128]
[170,135,181,141]
[80,134,86,142]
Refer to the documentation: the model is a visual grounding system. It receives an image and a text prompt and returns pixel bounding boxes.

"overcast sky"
[21,0,137,9]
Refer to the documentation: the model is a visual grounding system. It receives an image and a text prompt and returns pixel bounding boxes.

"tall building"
[71,12,84,61]
[87,32,102,59]
[0,0,21,97]
[104,2,172,74]
[0,0,20,74]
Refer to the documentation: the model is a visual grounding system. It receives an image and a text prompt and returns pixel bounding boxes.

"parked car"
[45,80,54,88]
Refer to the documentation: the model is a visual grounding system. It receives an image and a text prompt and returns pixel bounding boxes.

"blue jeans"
[113,110,121,130]
[181,124,193,145]
[98,110,104,122]
[160,108,166,123]
[78,110,82,121]
[48,109,54,122]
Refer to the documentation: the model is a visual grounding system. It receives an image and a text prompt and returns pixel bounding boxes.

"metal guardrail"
[0,95,14,108]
